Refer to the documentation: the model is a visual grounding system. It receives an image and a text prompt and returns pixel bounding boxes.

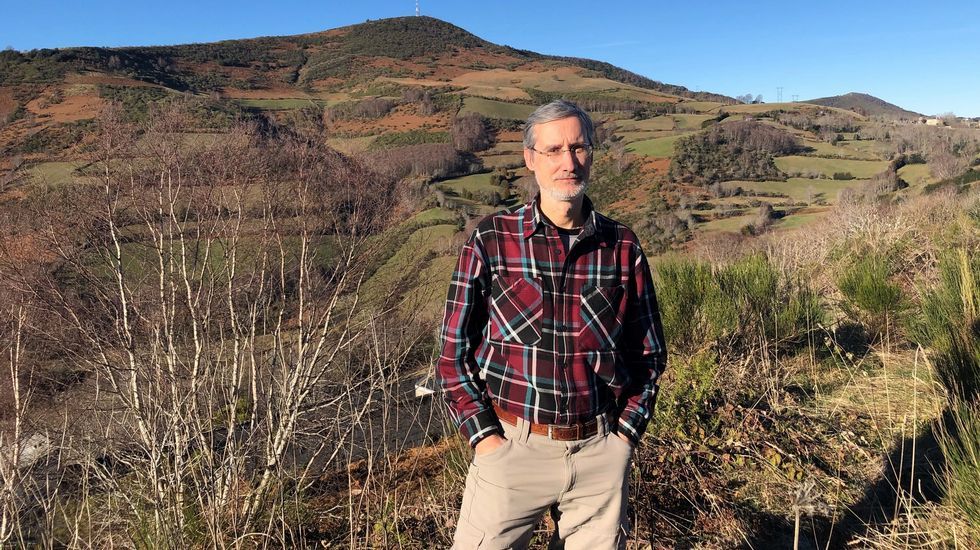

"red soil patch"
[27,92,104,123]
[0,233,58,266]
[640,157,670,176]
[0,88,16,119]
[311,77,345,90]
[329,104,450,135]
[609,183,653,214]
[497,131,523,142]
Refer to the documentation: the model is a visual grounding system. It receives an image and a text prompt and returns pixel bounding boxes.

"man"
[437,100,667,549]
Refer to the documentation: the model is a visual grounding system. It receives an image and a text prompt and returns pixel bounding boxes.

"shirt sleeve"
[617,243,668,445]
[436,230,502,447]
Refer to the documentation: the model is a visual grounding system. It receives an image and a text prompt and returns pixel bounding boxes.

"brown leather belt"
[493,403,607,441]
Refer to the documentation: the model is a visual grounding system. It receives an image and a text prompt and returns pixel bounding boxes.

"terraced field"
[774,156,888,179]
[615,116,676,132]
[460,96,535,120]
[672,114,715,129]
[628,134,688,157]
[438,173,502,196]
[724,177,863,204]
[802,139,882,160]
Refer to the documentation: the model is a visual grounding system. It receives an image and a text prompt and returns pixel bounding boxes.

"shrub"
[655,260,736,354]
[910,249,980,401]
[937,401,980,530]
[657,255,824,358]
[832,172,854,180]
[837,254,905,342]
[717,255,824,351]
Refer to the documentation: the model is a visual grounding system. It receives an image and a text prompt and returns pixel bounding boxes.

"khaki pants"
[452,415,633,550]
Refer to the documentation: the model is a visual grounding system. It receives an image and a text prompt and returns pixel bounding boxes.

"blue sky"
[3,0,978,116]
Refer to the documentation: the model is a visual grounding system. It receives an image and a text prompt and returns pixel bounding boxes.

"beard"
[541,178,589,202]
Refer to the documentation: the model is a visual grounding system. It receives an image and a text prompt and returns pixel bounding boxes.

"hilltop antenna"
[416,0,420,16]
[776,87,784,103]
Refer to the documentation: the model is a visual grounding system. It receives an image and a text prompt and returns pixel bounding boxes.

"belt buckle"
[547,423,581,440]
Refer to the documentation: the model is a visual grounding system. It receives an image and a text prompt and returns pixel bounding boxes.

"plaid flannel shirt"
[437,196,667,447]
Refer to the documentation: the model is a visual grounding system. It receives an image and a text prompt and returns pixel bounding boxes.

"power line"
[776,87,784,103]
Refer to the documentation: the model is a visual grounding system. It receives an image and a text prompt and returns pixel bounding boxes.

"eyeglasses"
[529,144,593,161]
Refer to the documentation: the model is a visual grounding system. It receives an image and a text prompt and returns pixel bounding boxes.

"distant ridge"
[805,92,920,119]
[0,16,731,103]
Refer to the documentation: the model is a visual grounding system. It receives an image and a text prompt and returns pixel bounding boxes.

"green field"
[27,161,88,186]
[410,207,458,225]
[673,114,716,129]
[897,163,934,187]
[628,134,688,157]
[614,116,675,132]
[773,210,829,230]
[678,101,725,113]
[482,154,525,169]
[326,136,376,155]
[404,254,458,320]
[724,178,863,203]
[363,224,459,300]
[438,173,503,196]
[460,97,535,120]
[487,141,523,155]
[235,98,326,110]
[698,213,756,233]
[802,139,881,160]
[774,156,888,179]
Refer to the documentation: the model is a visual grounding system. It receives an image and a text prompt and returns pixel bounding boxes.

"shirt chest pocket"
[488,276,543,346]
[577,284,626,351]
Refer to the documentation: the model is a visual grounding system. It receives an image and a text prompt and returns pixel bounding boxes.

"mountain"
[0,17,728,101]
[804,92,920,119]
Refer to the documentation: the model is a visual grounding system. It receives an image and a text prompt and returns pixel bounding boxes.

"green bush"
[832,171,854,180]
[937,401,980,531]
[655,259,736,354]
[910,249,980,401]
[657,255,823,356]
[837,254,905,342]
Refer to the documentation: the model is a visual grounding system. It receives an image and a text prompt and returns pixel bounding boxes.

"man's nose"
[557,148,579,170]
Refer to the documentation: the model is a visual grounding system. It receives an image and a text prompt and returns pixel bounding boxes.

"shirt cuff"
[459,408,503,447]
[617,409,650,446]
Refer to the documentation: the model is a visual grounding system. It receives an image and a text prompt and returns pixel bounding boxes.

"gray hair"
[522,99,595,149]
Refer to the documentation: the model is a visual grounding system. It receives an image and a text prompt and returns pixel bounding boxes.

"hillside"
[1,15,980,550]
[0,17,727,98]
[804,92,921,119]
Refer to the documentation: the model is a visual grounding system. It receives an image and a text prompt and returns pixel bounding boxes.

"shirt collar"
[522,194,603,242]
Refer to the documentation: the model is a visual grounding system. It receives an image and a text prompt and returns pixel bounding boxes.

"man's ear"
[523,148,535,172]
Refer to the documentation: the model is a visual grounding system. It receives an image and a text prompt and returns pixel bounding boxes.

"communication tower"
[416,0,420,16]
